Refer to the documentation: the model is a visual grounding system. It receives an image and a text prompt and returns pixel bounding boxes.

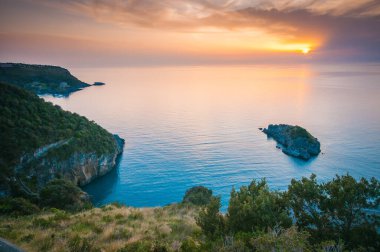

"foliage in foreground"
[0,203,199,252]
[182,186,213,206]
[0,179,90,216]
[197,174,379,251]
[40,179,91,211]
[0,174,379,251]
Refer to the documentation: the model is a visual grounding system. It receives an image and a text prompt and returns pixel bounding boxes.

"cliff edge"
[0,83,124,196]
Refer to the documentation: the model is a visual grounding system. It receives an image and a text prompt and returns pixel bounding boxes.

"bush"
[117,241,152,252]
[180,237,199,252]
[288,174,380,250]
[182,186,213,206]
[39,179,89,210]
[0,197,40,216]
[251,226,311,252]
[227,179,291,233]
[68,235,98,252]
[196,196,225,239]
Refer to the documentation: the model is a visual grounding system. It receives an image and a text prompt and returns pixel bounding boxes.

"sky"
[1,0,380,67]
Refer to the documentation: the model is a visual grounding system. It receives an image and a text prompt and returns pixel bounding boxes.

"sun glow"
[264,41,315,55]
[302,48,310,54]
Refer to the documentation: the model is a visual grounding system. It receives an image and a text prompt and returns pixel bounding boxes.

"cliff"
[0,63,90,96]
[0,83,124,195]
[262,124,321,160]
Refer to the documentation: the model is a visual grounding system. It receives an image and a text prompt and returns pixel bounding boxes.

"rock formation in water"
[262,124,321,160]
[0,63,90,96]
[0,83,124,196]
[93,82,106,86]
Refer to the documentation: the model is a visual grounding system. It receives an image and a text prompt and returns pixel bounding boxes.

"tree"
[227,179,291,233]
[182,186,213,206]
[287,174,331,242]
[323,174,380,250]
[39,179,90,210]
[196,196,225,239]
[288,174,380,250]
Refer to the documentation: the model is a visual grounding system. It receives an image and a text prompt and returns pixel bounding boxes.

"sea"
[42,63,380,211]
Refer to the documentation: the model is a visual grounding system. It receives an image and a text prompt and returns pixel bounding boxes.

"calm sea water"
[43,64,380,211]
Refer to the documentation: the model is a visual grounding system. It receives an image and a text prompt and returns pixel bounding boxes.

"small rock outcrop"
[93,82,106,86]
[262,124,321,160]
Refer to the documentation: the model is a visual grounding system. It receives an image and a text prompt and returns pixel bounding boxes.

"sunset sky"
[1,0,380,67]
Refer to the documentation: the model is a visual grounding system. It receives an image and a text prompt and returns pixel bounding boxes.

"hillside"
[0,63,90,96]
[0,175,379,251]
[0,204,199,252]
[0,83,124,196]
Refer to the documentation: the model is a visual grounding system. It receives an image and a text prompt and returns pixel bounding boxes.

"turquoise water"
[43,64,380,211]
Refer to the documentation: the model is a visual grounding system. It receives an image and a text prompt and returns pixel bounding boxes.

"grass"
[0,204,200,252]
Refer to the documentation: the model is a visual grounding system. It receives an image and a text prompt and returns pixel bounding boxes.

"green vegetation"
[0,83,120,193]
[1,174,378,251]
[0,63,90,95]
[288,125,313,140]
[196,196,224,239]
[182,186,213,206]
[0,179,90,215]
[227,179,291,233]
[288,174,380,249]
[40,179,91,211]
[0,204,200,252]
[197,174,379,251]
[0,197,40,216]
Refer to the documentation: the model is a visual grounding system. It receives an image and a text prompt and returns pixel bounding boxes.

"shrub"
[117,241,152,252]
[33,217,56,229]
[196,196,225,239]
[68,235,98,252]
[0,197,40,216]
[180,237,199,252]
[251,226,311,252]
[111,228,132,240]
[39,179,89,210]
[127,210,143,221]
[182,186,213,206]
[288,174,380,250]
[227,179,291,233]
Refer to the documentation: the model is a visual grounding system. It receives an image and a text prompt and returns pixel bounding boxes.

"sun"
[301,48,310,54]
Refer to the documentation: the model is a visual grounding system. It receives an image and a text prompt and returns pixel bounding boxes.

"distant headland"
[0,63,90,96]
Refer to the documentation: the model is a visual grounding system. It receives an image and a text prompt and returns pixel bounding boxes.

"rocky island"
[0,83,124,197]
[93,81,106,86]
[262,124,321,160]
[0,63,90,96]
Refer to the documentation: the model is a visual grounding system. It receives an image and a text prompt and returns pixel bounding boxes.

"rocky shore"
[0,82,125,196]
[262,124,321,160]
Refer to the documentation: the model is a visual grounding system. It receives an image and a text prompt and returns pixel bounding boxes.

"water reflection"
[42,64,380,211]
[82,153,123,205]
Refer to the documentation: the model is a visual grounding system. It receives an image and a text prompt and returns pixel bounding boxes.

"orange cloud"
[1,0,380,66]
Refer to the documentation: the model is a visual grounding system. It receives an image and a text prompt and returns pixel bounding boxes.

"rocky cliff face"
[0,82,124,196]
[15,135,124,192]
[262,124,321,160]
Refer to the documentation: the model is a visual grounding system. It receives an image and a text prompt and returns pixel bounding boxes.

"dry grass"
[0,204,201,252]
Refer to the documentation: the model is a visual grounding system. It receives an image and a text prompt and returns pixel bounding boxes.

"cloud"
[3,0,380,65]
[36,0,380,29]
